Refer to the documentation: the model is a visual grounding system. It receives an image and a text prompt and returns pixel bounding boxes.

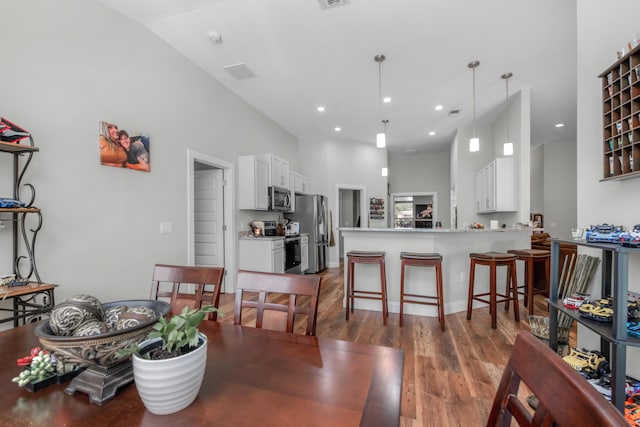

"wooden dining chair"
[487,331,628,426]
[150,264,224,321]
[234,270,321,336]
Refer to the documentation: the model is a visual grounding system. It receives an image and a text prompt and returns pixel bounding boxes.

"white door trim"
[187,149,236,293]
[333,184,367,268]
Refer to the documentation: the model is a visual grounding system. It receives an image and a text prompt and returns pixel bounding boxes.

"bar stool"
[507,249,550,316]
[466,252,519,329]
[399,252,444,330]
[346,250,388,325]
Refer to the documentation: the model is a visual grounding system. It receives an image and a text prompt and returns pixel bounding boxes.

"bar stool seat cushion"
[400,252,442,261]
[469,252,516,261]
[347,251,385,258]
[507,249,550,258]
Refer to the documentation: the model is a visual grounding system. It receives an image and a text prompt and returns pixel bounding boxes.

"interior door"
[194,168,224,268]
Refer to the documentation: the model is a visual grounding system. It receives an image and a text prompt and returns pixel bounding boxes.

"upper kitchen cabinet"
[293,172,311,194]
[475,157,516,214]
[260,153,289,188]
[238,154,269,210]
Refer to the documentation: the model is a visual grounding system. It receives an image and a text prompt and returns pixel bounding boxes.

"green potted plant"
[117,305,219,415]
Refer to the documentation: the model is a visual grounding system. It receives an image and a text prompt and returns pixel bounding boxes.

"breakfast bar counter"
[340,228,535,317]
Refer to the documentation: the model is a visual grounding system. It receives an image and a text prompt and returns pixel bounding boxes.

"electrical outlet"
[159,222,173,234]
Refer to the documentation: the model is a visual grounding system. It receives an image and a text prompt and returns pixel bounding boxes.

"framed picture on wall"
[99,121,150,172]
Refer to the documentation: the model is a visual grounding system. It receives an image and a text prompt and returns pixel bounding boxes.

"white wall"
[297,137,387,267]
[577,0,640,375]
[543,139,577,236]
[1,0,297,306]
[530,145,544,214]
[388,150,451,228]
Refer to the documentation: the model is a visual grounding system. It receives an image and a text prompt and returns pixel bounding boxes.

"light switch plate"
[160,222,173,234]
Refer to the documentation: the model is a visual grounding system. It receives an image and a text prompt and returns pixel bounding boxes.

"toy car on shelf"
[562,348,606,377]
[626,393,640,427]
[619,224,640,247]
[579,298,613,322]
[563,293,588,309]
[585,223,624,243]
[629,322,640,338]
[630,301,640,321]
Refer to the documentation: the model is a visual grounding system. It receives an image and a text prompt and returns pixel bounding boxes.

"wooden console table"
[0,282,57,327]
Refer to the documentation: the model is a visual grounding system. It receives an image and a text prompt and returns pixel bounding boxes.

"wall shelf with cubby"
[600,43,640,180]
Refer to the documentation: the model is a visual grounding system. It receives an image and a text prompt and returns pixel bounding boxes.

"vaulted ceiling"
[97,0,577,153]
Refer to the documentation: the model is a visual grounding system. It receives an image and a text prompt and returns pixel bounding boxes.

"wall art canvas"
[99,121,150,172]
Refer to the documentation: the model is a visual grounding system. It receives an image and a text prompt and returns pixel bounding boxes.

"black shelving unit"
[0,138,42,282]
[548,238,640,412]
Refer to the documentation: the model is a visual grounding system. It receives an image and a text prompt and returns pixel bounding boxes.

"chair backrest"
[151,264,224,321]
[234,270,321,336]
[487,331,628,426]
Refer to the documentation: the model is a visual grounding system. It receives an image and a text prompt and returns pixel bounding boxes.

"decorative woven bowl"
[35,300,170,369]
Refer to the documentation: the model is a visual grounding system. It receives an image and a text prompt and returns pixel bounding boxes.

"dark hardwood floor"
[217,265,559,426]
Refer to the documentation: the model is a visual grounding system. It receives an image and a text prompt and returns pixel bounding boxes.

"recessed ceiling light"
[334,127,341,132]
[429,131,436,136]
[317,106,325,112]
[555,123,564,128]
[383,97,391,103]
[435,105,444,111]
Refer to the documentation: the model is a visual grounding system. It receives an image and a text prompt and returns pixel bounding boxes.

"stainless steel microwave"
[269,186,291,212]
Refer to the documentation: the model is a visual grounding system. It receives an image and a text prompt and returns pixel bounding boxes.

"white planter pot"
[132,332,207,415]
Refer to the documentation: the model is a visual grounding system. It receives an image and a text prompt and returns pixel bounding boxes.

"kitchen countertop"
[339,227,542,233]
[238,235,285,241]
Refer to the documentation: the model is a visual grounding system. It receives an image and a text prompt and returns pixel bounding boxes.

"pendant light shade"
[470,137,480,152]
[502,72,514,156]
[377,119,388,148]
[468,60,480,152]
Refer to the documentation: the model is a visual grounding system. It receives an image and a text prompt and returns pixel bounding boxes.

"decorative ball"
[104,305,128,330]
[73,320,110,337]
[48,294,104,336]
[116,306,157,330]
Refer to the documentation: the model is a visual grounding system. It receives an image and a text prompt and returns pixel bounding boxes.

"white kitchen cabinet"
[288,171,296,212]
[238,155,269,210]
[259,153,289,188]
[474,157,516,213]
[300,234,309,273]
[293,172,312,194]
[238,238,285,273]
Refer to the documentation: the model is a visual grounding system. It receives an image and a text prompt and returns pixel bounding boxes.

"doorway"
[187,150,236,293]
[334,184,367,265]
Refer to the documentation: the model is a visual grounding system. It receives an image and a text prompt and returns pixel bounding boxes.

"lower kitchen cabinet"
[238,238,285,274]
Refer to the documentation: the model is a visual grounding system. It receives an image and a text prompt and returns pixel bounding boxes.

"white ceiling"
[97,0,577,153]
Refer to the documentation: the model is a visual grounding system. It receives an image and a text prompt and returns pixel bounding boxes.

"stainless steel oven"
[284,235,301,274]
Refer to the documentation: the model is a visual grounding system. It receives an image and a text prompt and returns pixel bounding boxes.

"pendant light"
[502,72,514,156]
[375,54,386,148]
[381,120,389,176]
[468,60,480,152]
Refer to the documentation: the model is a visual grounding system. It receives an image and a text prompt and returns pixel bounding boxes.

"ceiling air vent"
[318,0,351,10]
[222,63,257,80]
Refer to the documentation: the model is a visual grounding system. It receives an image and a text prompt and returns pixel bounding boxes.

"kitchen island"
[340,228,536,317]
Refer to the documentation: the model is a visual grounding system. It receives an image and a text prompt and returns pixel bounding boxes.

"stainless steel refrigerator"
[287,194,328,273]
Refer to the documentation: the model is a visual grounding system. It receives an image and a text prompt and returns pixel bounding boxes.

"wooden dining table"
[0,320,404,426]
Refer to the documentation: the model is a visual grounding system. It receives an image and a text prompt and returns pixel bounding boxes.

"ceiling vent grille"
[318,0,350,10]
[222,63,257,80]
